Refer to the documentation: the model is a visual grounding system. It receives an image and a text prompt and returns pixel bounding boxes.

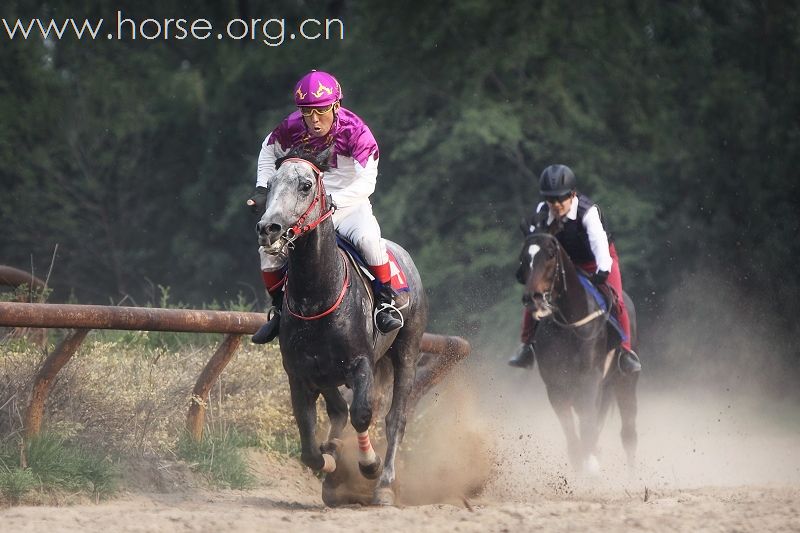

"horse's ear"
[519,218,533,237]
[314,146,333,171]
[546,217,563,235]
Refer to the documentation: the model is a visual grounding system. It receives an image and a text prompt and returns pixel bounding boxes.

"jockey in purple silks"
[247,70,403,343]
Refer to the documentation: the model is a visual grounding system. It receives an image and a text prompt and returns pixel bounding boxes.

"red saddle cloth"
[335,235,410,293]
[385,250,409,292]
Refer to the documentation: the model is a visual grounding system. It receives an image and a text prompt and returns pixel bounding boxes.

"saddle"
[576,272,627,346]
[335,233,410,300]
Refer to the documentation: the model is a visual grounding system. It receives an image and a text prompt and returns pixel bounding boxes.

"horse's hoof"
[320,438,343,455]
[358,456,383,480]
[582,454,600,477]
[372,486,395,506]
[321,453,337,473]
[322,483,346,507]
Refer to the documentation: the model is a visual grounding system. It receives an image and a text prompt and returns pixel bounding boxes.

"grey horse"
[256,147,428,505]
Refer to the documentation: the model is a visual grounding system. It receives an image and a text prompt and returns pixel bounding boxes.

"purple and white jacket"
[257,107,380,209]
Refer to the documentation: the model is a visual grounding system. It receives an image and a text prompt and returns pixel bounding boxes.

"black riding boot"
[252,290,283,344]
[508,343,535,369]
[618,347,642,375]
[375,283,403,334]
[508,320,538,369]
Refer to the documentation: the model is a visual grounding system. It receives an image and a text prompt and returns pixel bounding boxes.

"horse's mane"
[524,225,560,246]
[275,146,332,172]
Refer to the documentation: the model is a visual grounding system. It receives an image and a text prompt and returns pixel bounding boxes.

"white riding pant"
[259,201,388,272]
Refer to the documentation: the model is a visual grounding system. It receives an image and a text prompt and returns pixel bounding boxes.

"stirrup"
[374,302,404,333]
[617,348,642,375]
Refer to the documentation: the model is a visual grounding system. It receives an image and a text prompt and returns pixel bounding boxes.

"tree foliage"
[1,0,798,358]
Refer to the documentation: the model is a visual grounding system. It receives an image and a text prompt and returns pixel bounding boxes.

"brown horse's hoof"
[358,456,382,479]
[372,486,395,506]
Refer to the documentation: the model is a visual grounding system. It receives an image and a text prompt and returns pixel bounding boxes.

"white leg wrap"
[321,453,337,473]
[357,431,377,465]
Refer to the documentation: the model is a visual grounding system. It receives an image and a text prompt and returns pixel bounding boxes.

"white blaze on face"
[528,244,541,272]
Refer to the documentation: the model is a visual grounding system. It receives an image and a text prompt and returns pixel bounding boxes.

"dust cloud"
[398,271,800,503]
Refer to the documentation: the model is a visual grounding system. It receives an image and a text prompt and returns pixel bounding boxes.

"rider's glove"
[248,186,268,214]
[592,270,610,286]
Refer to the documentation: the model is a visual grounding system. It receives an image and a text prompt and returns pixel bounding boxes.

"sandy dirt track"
[3,359,800,532]
[2,482,799,533]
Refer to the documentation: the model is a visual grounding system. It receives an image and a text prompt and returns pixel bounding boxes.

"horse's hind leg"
[373,343,418,506]
[408,338,470,409]
[615,374,639,470]
[288,377,331,472]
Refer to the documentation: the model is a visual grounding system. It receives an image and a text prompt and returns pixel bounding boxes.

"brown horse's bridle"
[527,233,607,333]
[526,232,566,311]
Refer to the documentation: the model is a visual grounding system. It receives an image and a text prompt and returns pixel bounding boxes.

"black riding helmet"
[539,164,577,197]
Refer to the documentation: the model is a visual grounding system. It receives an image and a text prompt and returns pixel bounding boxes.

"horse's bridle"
[264,157,350,321]
[525,232,566,310]
[525,232,608,334]
[265,157,337,256]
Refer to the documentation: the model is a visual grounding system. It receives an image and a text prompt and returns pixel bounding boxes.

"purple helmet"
[293,70,342,107]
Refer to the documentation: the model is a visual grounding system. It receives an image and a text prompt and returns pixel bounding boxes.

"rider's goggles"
[544,192,574,205]
[298,103,336,117]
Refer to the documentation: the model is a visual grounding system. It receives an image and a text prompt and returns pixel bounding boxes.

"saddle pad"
[577,274,627,342]
[335,235,410,293]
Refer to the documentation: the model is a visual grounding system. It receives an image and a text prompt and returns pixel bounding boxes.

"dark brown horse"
[518,229,639,473]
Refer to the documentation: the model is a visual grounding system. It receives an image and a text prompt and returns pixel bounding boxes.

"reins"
[269,157,337,254]
[527,233,609,335]
[285,249,350,320]
[269,157,349,321]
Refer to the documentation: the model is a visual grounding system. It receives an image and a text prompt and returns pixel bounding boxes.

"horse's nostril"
[268,223,282,234]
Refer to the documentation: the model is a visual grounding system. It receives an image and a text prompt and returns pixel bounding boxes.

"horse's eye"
[300,181,312,193]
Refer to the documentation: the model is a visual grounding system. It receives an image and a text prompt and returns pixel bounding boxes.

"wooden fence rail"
[0,302,470,441]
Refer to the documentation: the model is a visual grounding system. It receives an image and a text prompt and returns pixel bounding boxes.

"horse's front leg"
[348,355,382,480]
[320,386,349,443]
[373,347,417,506]
[575,369,603,475]
[545,384,582,469]
[288,376,334,473]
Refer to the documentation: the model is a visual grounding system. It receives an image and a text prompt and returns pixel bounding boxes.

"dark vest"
[533,193,613,265]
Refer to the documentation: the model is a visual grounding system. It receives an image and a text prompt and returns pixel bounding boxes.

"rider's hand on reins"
[247,186,268,214]
[592,270,610,285]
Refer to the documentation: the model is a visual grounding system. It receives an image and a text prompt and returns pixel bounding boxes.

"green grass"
[176,429,256,489]
[262,433,302,458]
[0,468,37,504]
[0,434,118,503]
